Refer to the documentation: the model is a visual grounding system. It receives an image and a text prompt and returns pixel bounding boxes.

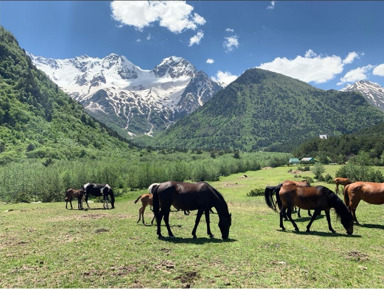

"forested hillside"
[0,26,132,163]
[152,68,384,151]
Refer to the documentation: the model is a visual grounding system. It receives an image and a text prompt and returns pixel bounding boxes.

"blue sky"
[1,1,384,89]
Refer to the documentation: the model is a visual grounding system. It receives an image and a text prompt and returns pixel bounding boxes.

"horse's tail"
[109,188,115,208]
[134,195,142,204]
[264,185,281,211]
[343,184,350,207]
[152,184,160,216]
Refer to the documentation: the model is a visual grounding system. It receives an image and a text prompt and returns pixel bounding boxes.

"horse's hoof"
[209,234,214,239]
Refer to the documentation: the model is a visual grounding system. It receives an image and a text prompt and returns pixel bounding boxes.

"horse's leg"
[280,208,286,231]
[191,209,204,238]
[151,214,155,225]
[85,195,90,209]
[348,197,361,224]
[335,184,339,194]
[306,208,321,232]
[141,205,146,225]
[307,210,312,216]
[69,199,73,210]
[204,210,214,238]
[156,209,164,238]
[163,208,174,237]
[297,207,301,218]
[324,209,335,233]
[286,207,299,232]
[137,207,143,223]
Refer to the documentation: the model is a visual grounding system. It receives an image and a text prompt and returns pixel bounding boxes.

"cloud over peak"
[110,1,205,34]
[258,50,360,84]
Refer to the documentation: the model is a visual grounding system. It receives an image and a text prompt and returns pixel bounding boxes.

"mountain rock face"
[154,68,384,151]
[29,54,222,137]
[341,80,384,111]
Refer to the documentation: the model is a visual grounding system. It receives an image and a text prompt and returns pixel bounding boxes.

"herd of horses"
[65,176,383,239]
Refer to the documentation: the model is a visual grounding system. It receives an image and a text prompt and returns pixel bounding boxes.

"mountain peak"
[153,56,196,78]
[341,80,384,111]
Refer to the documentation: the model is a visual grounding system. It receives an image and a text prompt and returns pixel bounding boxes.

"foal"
[65,188,85,210]
[134,193,155,225]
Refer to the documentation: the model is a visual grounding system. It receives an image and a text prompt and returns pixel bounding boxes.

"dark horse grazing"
[82,183,115,209]
[265,185,353,235]
[152,181,232,239]
[344,181,384,224]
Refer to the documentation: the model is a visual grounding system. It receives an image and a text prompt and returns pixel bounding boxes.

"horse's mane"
[209,185,229,214]
[325,188,353,222]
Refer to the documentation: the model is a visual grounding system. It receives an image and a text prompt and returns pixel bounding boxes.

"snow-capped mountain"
[29,53,222,137]
[341,80,384,111]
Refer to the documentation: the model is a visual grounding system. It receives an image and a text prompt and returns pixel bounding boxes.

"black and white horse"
[82,183,115,209]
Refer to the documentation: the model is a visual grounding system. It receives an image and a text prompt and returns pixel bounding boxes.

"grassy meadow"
[1,165,384,288]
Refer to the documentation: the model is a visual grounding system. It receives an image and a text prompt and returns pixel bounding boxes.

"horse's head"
[340,212,354,235]
[218,213,232,240]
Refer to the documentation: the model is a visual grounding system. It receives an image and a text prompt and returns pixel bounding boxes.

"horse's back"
[157,181,215,211]
[279,185,331,210]
[348,181,384,204]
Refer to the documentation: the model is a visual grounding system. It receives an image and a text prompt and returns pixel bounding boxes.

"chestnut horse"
[152,181,232,239]
[344,181,384,224]
[265,185,353,235]
[134,193,155,225]
[334,177,351,194]
[264,180,311,218]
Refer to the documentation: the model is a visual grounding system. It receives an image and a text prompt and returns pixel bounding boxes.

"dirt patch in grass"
[174,271,199,288]
[346,251,369,261]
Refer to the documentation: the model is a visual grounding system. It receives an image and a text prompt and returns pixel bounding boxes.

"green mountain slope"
[0,26,132,163]
[153,68,384,151]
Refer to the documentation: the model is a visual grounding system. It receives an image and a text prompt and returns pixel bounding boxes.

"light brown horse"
[334,177,351,194]
[266,185,353,235]
[134,193,155,225]
[282,180,311,218]
[344,181,384,224]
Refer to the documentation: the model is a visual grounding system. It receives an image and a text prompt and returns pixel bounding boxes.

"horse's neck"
[212,195,229,217]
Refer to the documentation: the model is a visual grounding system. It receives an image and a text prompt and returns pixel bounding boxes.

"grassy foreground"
[1,165,384,288]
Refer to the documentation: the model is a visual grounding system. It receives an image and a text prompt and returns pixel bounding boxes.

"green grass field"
[1,165,383,288]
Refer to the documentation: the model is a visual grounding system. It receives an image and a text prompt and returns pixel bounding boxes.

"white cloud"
[212,70,238,87]
[110,1,205,34]
[338,65,374,85]
[266,1,276,10]
[343,52,361,64]
[258,50,360,84]
[189,30,204,47]
[226,28,234,33]
[373,64,384,77]
[206,58,214,64]
[224,36,239,52]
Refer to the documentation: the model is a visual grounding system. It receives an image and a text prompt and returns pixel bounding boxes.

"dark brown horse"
[344,181,384,224]
[152,181,232,239]
[65,188,85,210]
[265,185,353,235]
[334,177,351,194]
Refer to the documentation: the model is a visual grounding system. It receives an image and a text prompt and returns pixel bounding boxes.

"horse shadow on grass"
[158,236,237,244]
[357,223,384,230]
[278,229,361,238]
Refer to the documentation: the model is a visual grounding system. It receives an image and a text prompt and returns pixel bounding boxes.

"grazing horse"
[264,180,311,218]
[65,188,85,210]
[82,183,115,209]
[281,180,312,217]
[344,181,384,224]
[334,177,351,194]
[265,185,353,235]
[152,181,232,239]
[134,193,155,225]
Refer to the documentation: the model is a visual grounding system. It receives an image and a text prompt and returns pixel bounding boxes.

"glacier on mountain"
[29,53,222,137]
